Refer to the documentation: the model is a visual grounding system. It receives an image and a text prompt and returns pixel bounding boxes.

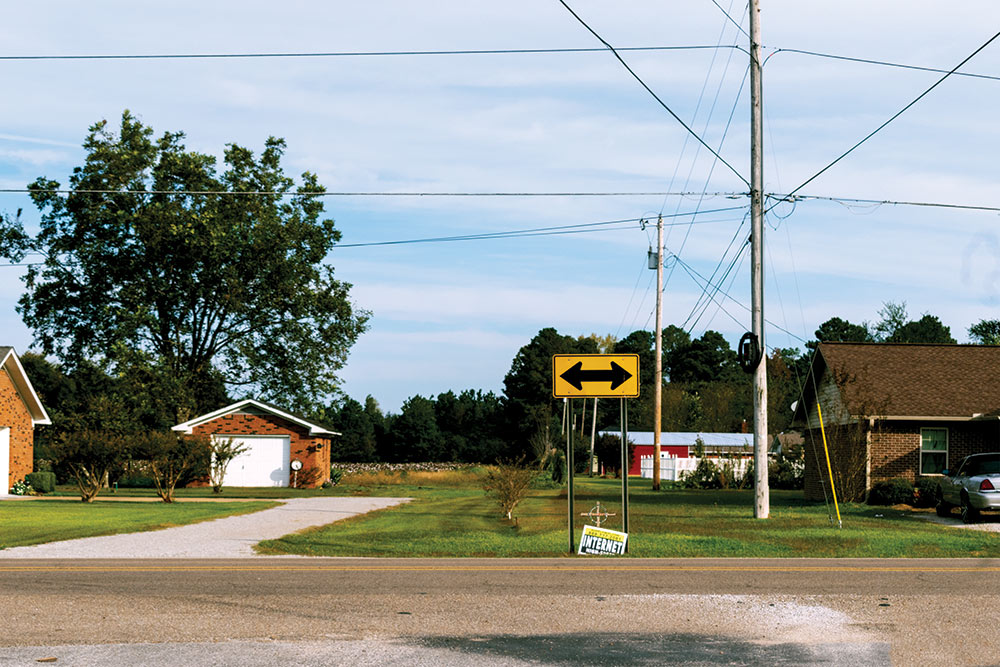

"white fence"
[639,454,750,482]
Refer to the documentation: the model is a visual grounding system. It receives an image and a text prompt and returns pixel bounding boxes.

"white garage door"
[219,435,291,487]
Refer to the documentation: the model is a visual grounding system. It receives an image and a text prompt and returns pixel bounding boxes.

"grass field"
[256,473,1000,558]
[44,484,343,499]
[0,500,280,549]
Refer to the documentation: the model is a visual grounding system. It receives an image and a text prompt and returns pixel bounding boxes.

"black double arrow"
[559,361,633,391]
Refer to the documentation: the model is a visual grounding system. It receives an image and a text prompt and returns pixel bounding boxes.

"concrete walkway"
[0,496,408,558]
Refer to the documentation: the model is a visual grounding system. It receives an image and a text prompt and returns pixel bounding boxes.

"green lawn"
[256,475,1000,558]
[0,500,280,549]
[45,484,343,499]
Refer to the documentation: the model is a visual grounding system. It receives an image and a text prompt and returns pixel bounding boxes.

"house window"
[920,428,948,474]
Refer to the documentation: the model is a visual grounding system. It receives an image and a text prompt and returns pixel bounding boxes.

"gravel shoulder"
[0,497,409,558]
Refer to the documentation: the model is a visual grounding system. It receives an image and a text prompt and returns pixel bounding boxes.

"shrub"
[134,431,211,502]
[913,477,939,508]
[768,450,804,490]
[681,458,722,489]
[868,478,915,506]
[481,458,536,521]
[10,479,31,495]
[116,476,156,488]
[549,450,567,484]
[329,468,344,486]
[25,471,56,494]
[209,437,249,493]
[55,430,131,502]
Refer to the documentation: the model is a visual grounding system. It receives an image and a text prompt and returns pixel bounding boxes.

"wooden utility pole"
[652,214,664,490]
[749,0,769,518]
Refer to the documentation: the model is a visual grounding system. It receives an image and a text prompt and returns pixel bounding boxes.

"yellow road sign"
[552,354,640,398]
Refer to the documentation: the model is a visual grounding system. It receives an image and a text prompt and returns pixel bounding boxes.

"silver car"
[936,453,1000,523]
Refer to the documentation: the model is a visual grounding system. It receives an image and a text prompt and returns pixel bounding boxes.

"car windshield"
[963,455,1000,476]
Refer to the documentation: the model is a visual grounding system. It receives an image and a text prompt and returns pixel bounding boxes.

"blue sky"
[2,1,1000,412]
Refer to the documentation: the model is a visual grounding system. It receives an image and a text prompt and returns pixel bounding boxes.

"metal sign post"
[620,397,629,550]
[553,354,638,556]
[566,397,575,554]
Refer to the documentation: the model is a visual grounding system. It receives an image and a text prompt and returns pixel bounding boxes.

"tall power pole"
[652,215,663,490]
[749,0,769,518]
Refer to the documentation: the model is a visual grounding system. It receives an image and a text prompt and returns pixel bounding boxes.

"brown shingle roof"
[813,342,1000,418]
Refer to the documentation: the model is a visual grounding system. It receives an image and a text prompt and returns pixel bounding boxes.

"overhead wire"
[661,1,751,334]
[556,0,750,188]
[655,1,749,339]
[768,193,1000,213]
[309,207,750,249]
[670,250,808,343]
[709,0,750,39]
[0,187,745,198]
[614,253,653,340]
[681,211,750,331]
[766,47,1000,84]
[773,29,1000,206]
[0,45,746,61]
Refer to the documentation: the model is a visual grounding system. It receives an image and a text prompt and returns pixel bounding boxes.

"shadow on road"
[418,632,890,666]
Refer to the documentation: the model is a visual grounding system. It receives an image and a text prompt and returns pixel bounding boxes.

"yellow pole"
[816,400,842,528]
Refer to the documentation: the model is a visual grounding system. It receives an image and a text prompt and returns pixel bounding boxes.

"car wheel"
[961,495,980,524]
[935,489,952,517]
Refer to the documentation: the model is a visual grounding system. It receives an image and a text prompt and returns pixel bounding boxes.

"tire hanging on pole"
[738,331,763,373]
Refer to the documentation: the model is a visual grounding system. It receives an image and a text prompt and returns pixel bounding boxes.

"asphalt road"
[1,557,998,665]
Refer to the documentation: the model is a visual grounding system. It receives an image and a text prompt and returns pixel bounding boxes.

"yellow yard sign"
[551,354,640,398]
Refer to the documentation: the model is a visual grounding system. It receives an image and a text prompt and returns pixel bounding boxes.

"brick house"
[792,342,1000,501]
[172,398,338,488]
[0,347,51,496]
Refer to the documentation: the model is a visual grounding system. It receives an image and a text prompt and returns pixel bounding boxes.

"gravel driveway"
[0,496,408,558]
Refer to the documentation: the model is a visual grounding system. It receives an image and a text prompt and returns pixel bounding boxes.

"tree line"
[325,301,1000,464]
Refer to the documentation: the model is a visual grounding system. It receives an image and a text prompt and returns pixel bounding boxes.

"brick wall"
[190,412,331,488]
[870,421,996,484]
[0,368,34,491]
[804,419,1000,501]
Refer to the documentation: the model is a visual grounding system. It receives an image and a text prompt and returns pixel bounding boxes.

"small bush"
[868,478,915,506]
[681,458,722,489]
[10,479,31,495]
[549,450,567,484]
[329,468,344,486]
[768,451,804,490]
[117,476,156,488]
[25,471,56,494]
[913,478,939,508]
[481,459,536,521]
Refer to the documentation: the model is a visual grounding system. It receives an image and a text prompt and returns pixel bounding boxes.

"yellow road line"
[2,565,999,573]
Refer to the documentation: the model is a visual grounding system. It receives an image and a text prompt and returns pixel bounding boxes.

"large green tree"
[1,112,368,419]
[503,327,597,456]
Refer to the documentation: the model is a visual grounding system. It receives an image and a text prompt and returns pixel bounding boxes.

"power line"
[0,187,746,198]
[556,0,750,188]
[777,29,1000,204]
[767,47,1000,84]
[767,193,1000,213]
[709,0,750,39]
[10,186,999,212]
[0,45,745,61]
[0,210,749,264]
[670,249,807,343]
[334,206,748,249]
